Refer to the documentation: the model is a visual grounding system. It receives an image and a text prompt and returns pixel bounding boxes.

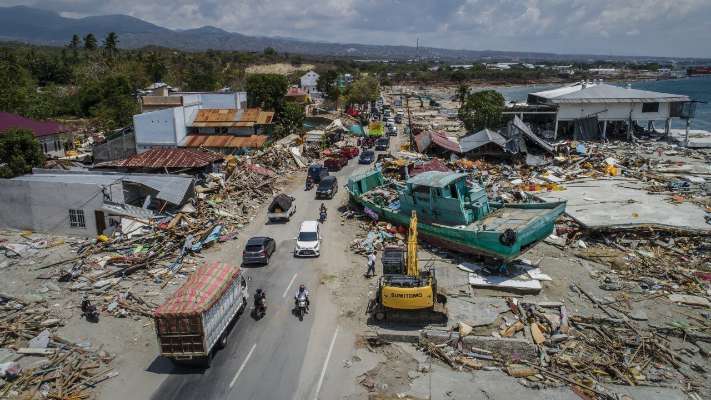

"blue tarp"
[350,124,366,136]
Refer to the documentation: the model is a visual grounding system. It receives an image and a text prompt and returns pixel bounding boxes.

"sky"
[4,0,711,58]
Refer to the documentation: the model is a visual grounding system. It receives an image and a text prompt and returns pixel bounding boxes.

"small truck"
[154,263,248,367]
[267,194,296,222]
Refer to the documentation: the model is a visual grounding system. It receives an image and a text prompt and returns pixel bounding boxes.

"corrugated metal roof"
[531,83,690,104]
[0,112,69,138]
[459,129,507,153]
[96,148,223,169]
[190,108,274,127]
[407,171,468,188]
[194,109,236,122]
[182,134,268,149]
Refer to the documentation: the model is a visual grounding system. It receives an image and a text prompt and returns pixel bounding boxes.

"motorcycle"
[252,297,267,320]
[319,209,327,223]
[305,178,314,191]
[295,295,308,321]
[81,294,99,322]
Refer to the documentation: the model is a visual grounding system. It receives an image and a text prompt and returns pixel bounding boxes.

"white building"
[133,92,248,152]
[300,71,320,95]
[525,81,691,140]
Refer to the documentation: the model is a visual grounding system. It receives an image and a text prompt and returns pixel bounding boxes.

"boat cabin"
[399,171,490,226]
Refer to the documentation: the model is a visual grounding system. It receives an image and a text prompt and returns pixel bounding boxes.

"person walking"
[366,250,377,278]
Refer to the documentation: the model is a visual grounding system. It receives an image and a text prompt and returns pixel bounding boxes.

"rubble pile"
[0,294,115,399]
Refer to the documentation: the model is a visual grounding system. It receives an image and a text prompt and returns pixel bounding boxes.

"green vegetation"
[345,76,379,106]
[245,74,289,111]
[0,128,45,178]
[458,90,505,132]
[278,102,305,137]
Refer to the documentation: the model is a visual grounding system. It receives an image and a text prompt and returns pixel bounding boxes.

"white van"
[294,220,321,257]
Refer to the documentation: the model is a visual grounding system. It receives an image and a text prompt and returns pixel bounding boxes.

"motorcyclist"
[319,203,327,221]
[254,288,266,308]
[305,175,314,190]
[294,284,310,310]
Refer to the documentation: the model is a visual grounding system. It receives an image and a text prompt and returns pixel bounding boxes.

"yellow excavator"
[369,211,447,324]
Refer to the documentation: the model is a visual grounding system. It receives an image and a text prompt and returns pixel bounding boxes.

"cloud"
[5,0,711,57]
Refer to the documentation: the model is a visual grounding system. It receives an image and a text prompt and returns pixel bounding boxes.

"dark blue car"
[359,150,375,164]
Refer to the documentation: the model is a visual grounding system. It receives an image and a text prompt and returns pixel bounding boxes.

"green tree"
[103,32,119,58]
[458,90,505,132]
[144,52,167,82]
[0,54,34,115]
[84,33,97,50]
[316,70,339,99]
[77,74,138,129]
[456,84,469,107]
[279,102,304,137]
[345,76,379,106]
[68,34,82,50]
[0,128,45,178]
[183,58,219,91]
[245,74,288,111]
[263,47,277,57]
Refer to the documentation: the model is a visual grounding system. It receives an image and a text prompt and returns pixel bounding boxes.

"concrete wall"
[199,93,237,109]
[93,132,136,163]
[133,108,179,152]
[0,180,111,236]
[38,134,65,157]
[558,101,671,121]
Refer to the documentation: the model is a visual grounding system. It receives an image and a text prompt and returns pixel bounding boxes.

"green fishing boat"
[346,169,566,262]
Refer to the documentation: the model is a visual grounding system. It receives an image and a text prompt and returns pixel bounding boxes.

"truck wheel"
[375,311,386,321]
[217,333,228,349]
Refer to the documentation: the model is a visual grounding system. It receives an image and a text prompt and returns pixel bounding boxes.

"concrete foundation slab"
[537,177,711,233]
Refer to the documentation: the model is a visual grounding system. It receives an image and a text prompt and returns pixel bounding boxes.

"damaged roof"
[415,131,462,154]
[459,129,508,153]
[14,169,194,205]
[96,148,223,169]
[182,134,268,149]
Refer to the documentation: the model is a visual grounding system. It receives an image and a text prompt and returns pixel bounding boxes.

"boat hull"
[348,191,565,262]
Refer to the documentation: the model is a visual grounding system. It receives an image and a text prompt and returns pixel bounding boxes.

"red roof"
[182,134,268,149]
[97,148,223,169]
[0,112,69,137]
[415,131,461,154]
[155,263,242,317]
[408,158,451,177]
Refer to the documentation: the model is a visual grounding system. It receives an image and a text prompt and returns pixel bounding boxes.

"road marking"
[229,343,256,388]
[313,325,339,400]
[282,273,298,298]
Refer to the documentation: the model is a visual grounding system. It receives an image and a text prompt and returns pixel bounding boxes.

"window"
[642,102,659,113]
[69,209,86,228]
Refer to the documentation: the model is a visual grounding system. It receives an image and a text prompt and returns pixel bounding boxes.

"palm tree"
[83,33,97,50]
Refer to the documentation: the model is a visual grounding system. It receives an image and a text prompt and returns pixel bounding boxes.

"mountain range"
[0,6,702,62]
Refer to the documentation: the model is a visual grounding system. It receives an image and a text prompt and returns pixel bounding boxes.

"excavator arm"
[406,211,418,277]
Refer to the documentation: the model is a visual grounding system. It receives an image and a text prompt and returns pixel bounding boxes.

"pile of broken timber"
[0,295,115,399]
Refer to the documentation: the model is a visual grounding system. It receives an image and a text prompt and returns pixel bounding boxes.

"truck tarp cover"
[155,262,241,317]
[268,194,294,213]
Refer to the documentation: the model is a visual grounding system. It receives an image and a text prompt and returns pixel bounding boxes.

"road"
[150,131,401,400]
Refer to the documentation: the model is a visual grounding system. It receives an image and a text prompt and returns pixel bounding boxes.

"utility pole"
[406,95,414,151]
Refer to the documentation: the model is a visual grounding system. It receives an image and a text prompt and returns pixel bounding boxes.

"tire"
[217,333,228,349]
[375,311,386,321]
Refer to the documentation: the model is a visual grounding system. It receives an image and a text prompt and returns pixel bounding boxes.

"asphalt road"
[150,133,399,400]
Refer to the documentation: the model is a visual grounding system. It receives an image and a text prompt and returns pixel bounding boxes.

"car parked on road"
[374,137,390,151]
[307,164,329,184]
[339,146,360,159]
[359,150,375,164]
[315,176,338,199]
[242,236,277,265]
[294,221,320,257]
[324,156,348,171]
